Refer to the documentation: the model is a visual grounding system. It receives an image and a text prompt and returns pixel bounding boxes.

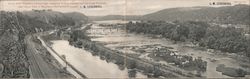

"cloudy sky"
[1,0,249,16]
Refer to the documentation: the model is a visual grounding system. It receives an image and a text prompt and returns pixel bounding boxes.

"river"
[51,40,146,78]
[48,20,249,78]
[85,20,249,78]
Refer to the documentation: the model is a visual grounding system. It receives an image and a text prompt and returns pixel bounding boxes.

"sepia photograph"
[0,0,250,78]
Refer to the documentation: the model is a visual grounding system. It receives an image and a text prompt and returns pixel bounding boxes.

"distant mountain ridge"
[90,5,249,24]
[89,15,141,21]
[142,5,250,24]
[23,10,89,26]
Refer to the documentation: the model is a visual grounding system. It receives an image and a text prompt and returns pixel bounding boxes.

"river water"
[49,20,248,78]
[85,20,248,78]
[51,40,146,78]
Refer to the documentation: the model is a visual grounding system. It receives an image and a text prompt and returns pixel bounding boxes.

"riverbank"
[37,34,87,78]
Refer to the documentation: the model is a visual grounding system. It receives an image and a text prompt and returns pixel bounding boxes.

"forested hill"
[0,10,88,78]
[141,5,250,24]
[23,10,88,27]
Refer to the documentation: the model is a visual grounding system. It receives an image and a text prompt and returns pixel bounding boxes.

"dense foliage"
[142,5,250,25]
[0,11,53,78]
[126,21,250,57]
[23,10,88,27]
[0,10,87,78]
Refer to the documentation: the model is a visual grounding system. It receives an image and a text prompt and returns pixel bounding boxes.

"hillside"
[141,5,250,24]
[23,10,88,27]
[88,5,249,24]
[0,10,88,78]
[64,12,89,24]
[0,11,50,78]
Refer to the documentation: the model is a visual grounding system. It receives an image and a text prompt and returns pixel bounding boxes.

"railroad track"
[25,35,45,78]
[37,36,87,78]
[25,35,61,78]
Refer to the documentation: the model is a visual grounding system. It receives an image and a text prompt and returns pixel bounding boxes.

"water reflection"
[51,40,146,78]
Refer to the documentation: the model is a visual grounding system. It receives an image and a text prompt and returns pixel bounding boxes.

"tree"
[128,69,137,78]
[61,55,67,70]
[127,60,137,69]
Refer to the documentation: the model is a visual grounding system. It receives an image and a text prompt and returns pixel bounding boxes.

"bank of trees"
[68,30,90,46]
[126,21,250,57]
[199,27,249,54]
[126,21,208,42]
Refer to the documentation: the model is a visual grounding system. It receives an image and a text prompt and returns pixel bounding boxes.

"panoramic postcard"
[0,0,250,78]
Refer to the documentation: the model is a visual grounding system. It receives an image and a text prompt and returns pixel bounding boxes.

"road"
[25,35,63,78]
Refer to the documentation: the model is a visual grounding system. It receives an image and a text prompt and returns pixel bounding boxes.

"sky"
[0,0,249,16]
